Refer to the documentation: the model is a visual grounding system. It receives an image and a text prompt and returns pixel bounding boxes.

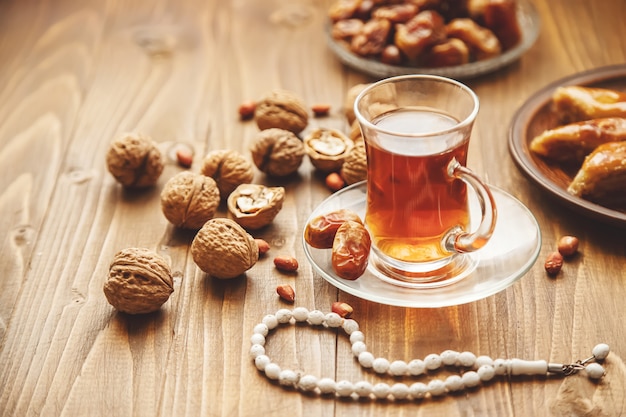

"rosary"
[249,307,609,401]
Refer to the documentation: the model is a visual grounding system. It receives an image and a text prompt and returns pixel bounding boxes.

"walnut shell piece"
[105,132,164,188]
[227,183,285,230]
[200,149,255,199]
[340,141,367,185]
[304,128,354,173]
[191,218,259,279]
[160,171,220,229]
[250,128,305,177]
[255,89,309,134]
[103,248,174,314]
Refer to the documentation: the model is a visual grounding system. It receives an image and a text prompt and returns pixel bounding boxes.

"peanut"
[276,284,295,303]
[544,252,563,276]
[255,238,271,256]
[332,301,354,318]
[274,255,299,272]
[311,103,331,117]
[325,172,345,192]
[238,100,256,120]
[557,235,579,257]
[176,148,193,168]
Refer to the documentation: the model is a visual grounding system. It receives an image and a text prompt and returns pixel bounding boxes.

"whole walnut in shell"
[255,89,309,134]
[341,141,367,185]
[227,184,285,230]
[251,128,305,177]
[304,128,354,173]
[200,149,255,199]
[161,171,220,229]
[106,132,164,188]
[344,83,371,125]
[191,218,259,279]
[103,248,174,314]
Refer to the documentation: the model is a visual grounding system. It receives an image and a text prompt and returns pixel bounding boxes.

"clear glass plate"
[302,181,541,308]
[326,0,541,80]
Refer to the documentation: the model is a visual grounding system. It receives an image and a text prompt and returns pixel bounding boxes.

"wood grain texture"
[0,0,625,416]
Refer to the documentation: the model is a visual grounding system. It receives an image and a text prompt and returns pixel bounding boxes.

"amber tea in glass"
[354,75,497,286]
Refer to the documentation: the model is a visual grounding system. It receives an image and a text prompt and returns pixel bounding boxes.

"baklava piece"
[567,141,626,207]
[529,117,626,163]
[553,86,626,123]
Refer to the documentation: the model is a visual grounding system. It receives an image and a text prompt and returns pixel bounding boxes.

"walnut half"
[227,183,285,230]
[304,128,354,173]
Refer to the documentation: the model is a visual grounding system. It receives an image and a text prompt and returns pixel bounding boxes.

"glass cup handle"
[444,159,497,254]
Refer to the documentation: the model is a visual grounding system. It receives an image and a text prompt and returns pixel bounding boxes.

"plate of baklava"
[509,64,626,227]
[326,0,540,80]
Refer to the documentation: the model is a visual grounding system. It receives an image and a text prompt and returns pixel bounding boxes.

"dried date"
[332,221,371,280]
[395,10,447,61]
[304,209,362,249]
[446,18,501,60]
[351,18,391,57]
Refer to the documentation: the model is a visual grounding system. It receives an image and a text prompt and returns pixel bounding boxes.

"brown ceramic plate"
[508,64,626,228]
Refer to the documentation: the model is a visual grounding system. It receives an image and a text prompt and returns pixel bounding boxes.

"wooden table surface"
[1,0,625,416]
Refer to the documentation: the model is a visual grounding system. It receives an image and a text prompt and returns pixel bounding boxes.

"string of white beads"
[250,309,609,401]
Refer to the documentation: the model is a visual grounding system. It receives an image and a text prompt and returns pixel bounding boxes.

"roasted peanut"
[557,236,579,257]
[332,301,354,318]
[274,255,299,272]
[325,172,346,192]
[276,284,295,303]
[304,209,363,249]
[544,252,564,276]
[332,220,371,280]
[255,238,271,255]
[176,147,194,168]
[311,103,331,117]
[238,101,256,120]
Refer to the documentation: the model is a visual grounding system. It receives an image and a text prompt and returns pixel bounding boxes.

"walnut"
[200,149,255,199]
[103,248,174,314]
[304,128,354,173]
[250,128,305,177]
[255,89,309,135]
[340,141,367,185]
[160,171,220,229]
[227,184,285,230]
[344,84,371,125]
[105,132,164,188]
[191,218,259,279]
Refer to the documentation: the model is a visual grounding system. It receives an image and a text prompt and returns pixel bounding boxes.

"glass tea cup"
[354,75,497,287]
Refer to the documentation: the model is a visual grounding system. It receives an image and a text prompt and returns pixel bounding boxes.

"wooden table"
[1,0,625,416]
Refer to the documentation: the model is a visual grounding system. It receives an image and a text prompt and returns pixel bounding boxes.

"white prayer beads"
[249,308,610,402]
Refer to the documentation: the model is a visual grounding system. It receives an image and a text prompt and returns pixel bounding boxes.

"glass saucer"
[302,181,541,308]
